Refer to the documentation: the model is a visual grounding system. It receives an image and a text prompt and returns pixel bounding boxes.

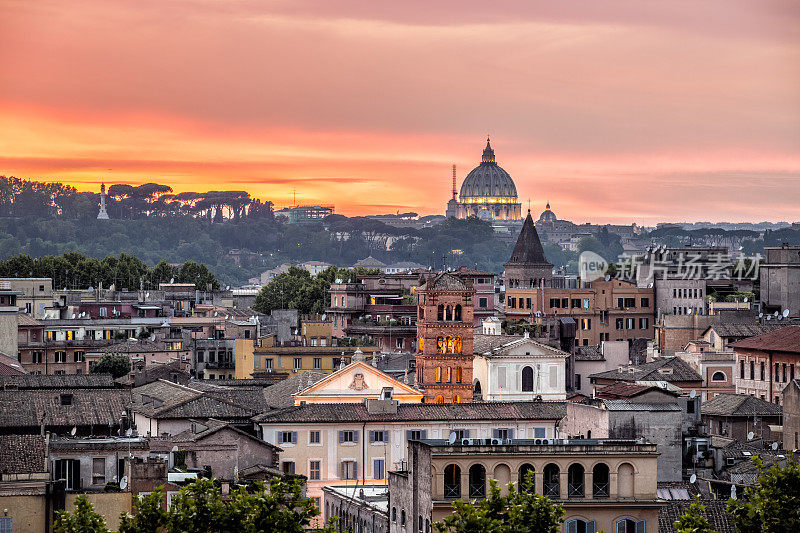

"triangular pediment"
[293,360,422,400]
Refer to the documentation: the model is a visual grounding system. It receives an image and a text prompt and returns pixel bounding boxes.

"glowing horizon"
[1,0,799,225]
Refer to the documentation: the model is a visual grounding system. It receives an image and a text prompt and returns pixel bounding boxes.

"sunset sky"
[1,0,799,224]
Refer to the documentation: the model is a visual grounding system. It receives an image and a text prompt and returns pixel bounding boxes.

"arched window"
[568,463,585,498]
[456,366,462,383]
[435,366,443,382]
[400,510,406,526]
[453,394,461,403]
[614,518,644,533]
[418,515,423,531]
[454,304,462,321]
[435,395,444,403]
[425,519,431,533]
[566,518,596,533]
[446,305,452,321]
[473,380,482,396]
[711,371,726,382]
[437,337,444,353]
[518,463,535,492]
[446,367,452,382]
[543,463,560,497]
[437,305,444,321]
[444,464,461,498]
[454,336,462,353]
[522,366,534,392]
[446,336,454,353]
[392,507,397,522]
[468,464,486,498]
[592,463,609,498]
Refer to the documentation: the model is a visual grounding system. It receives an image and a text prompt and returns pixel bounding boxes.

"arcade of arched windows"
[435,335,462,354]
[435,460,635,502]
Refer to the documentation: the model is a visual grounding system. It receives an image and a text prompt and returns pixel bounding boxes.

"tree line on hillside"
[0,252,219,291]
[0,176,274,221]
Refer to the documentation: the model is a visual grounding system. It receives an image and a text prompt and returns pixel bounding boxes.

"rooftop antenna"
[452,164,457,201]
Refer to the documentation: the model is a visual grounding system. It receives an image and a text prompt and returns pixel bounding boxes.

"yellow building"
[249,344,380,376]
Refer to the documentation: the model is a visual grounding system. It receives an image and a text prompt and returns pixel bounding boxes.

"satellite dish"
[744,297,748,303]
[169,278,175,284]
[171,445,179,452]
[88,286,94,292]
[689,474,697,484]
[784,309,790,318]
[767,315,772,321]
[604,274,611,282]
[772,441,779,450]
[759,313,763,318]
[747,431,754,441]
[126,428,132,437]
[730,485,737,499]
[774,311,780,317]
[70,426,77,436]
[690,389,697,399]
[648,282,653,289]
[120,476,128,490]
[448,431,457,445]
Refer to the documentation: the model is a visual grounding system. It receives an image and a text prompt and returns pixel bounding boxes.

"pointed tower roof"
[507,211,551,265]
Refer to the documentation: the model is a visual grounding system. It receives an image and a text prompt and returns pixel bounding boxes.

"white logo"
[579,251,608,282]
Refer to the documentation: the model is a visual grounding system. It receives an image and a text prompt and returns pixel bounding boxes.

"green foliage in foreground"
[726,454,800,533]
[672,497,719,533]
[55,478,336,533]
[435,474,564,533]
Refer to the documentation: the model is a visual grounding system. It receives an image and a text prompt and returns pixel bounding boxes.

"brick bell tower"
[415,273,475,403]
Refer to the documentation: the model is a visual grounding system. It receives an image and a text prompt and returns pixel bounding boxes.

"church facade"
[446,138,522,221]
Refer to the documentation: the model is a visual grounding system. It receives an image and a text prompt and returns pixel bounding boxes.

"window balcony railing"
[568,482,584,498]
[444,484,461,499]
[468,482,485,499]
[543,482,560,498]
[593,482,609,498]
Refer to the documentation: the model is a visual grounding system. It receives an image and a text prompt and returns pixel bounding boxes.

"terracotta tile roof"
[167,418,281,451]
[131,379,262,420]
[730,325,800,354]
[254,401,567,423]
[701,393,782,417]
[0,388,130,429]
[574,346,604,361]
[422,272,469,291]
[589,357,702,383]
[263,371,327,408]
[0,374,114,389]
[603,400,682,412]
[93,340,185,354]
[658,500,735,533]
[16,313,42,327]
[472,334,524,354]
[0,352,27,375]
[707,322,783,339]
[0,434,47,474]
[596,382,656,399]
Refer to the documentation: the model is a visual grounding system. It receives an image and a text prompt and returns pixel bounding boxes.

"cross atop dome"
[481,136,495,163]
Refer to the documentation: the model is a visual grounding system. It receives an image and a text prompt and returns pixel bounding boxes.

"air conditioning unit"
[461,438,474,445]
[490,438,502,445]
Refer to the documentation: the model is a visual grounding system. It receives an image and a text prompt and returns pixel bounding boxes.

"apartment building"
[732,325,800,404]
[389,438,662,533]
[254,399,567,510]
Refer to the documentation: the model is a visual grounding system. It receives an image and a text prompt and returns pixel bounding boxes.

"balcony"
[592,482,609,498]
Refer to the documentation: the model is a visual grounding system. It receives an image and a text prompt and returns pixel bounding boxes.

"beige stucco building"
[390,439,662,533]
